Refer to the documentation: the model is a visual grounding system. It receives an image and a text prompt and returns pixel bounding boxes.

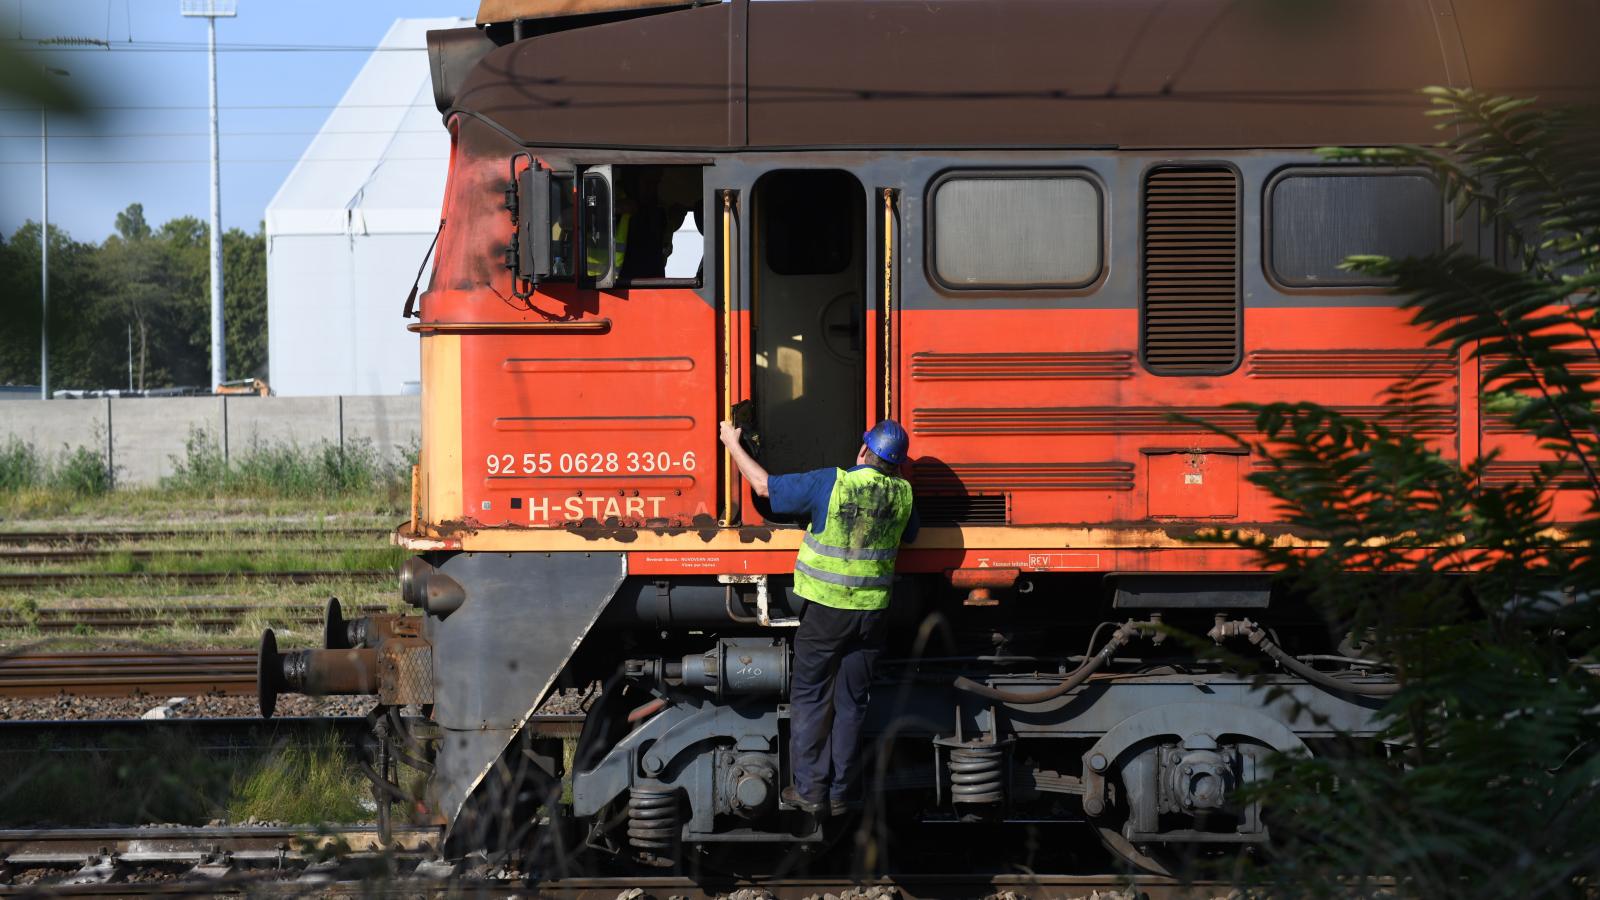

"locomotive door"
[750,170,868,478]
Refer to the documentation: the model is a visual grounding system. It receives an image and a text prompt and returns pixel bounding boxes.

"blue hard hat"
[862,420,910,466]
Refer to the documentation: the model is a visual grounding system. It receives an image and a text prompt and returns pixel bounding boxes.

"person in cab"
[718,419,919,816]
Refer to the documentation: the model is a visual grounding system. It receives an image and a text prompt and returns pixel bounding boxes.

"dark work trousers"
[789,600,888,803]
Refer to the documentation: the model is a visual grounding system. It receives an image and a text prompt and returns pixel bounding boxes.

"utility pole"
[39,66,69,400]
[181,0,236,391]
[40,105,47,400]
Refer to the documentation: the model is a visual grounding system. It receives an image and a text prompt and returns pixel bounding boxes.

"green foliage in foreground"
[1195,90,1600,897]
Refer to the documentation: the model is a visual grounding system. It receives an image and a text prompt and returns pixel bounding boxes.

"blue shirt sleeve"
[766,467,838,534]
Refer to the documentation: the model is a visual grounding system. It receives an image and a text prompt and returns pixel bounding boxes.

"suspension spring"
[626,786,681,852]
[948,744,1005,805]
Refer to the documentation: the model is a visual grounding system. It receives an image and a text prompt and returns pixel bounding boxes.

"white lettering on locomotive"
[527,494,668,524]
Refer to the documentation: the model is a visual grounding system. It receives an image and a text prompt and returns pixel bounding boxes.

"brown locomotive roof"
[476,0,689,25]
[436,0,1600,150]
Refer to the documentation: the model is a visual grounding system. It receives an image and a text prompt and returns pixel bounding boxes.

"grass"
[0,545,406,576]
[0,577,405,649]
[0,437,114,511]
[163,429,413,505]
[0,440,412,830]
[0,525,407,648]
[228,730,371,825]
[0,503,407,649]
[0,429,415,519]
[0,726,372,827]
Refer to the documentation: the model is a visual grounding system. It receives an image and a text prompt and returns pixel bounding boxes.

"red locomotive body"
[259,0,1600,873]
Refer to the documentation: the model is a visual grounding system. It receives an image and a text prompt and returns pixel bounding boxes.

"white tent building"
[265,17,468,396]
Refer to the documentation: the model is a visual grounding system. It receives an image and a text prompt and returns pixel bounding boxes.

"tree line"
[0,203,266,392]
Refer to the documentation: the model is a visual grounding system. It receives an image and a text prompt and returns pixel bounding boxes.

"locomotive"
[256,0,1600,876]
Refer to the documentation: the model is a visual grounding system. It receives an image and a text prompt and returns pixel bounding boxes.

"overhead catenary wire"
[0,128,444,138]
[3,39,428,53]
[0,156,444,166]
[0,102,434,111]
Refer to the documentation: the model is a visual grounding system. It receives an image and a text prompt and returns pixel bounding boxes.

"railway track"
[0,824,439,894]
[0,650,257,698]
[0,715,375,745]
[0,645,597,712]
[531,874,1215,899]
[0,528,389,547]
[0,819,1212,897]
[0,718,1208,895]
[0,603,390,633]
[0,829,1216,898]
[0,547,384,563]
[0,570,389,588]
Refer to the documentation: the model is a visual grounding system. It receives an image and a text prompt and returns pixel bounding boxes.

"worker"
[718,420,919,817]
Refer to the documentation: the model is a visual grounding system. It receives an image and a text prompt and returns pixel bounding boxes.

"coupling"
[257,628,378,718]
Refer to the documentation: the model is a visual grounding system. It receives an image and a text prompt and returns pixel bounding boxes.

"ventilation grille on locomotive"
[916,494,1008,526]
[1141,166,1242,374]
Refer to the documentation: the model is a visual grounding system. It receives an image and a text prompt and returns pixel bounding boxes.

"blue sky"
[0,0,475,242]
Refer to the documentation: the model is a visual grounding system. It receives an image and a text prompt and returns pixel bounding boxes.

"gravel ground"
[0,684,595,721]
[0,692,378,720]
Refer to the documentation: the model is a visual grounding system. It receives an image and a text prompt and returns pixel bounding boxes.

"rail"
[0,603,390,634]
[0,570,388,588]
[0,546,380,563]
[0,528,389,547]
[0,650,257,698]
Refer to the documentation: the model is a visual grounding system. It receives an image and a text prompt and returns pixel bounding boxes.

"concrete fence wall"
[0,396,421,487]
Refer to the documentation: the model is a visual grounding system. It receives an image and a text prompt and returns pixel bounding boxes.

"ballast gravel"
[0,682,595,720]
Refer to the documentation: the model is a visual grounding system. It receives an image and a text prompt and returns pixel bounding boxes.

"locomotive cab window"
[929,172,1102,289]
[1267,169,1444,288]
[558,164,702,289]
[587,165,704,287]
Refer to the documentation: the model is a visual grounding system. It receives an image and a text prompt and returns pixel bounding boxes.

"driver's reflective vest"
[792,467,914,611]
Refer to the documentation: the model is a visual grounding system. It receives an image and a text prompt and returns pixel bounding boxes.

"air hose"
[1210,617,1400,697]
[954,620,1143,705]
[1247,626,1400,697]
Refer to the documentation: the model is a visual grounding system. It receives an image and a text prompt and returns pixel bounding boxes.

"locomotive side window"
[929,172,1102,289]
[1267,170,1443,288]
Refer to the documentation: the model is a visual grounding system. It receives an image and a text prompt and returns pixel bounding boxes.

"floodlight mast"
[180,0,237,392]
[39,65,70,400]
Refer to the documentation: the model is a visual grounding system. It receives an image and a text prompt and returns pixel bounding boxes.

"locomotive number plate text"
[485,450,698,476]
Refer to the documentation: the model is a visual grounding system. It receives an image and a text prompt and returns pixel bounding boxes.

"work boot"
[781,785,827,816]
[829,797,853,817]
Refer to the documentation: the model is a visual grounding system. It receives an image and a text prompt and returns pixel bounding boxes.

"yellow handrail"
[721,190,736,526]
[882,188,896,420]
